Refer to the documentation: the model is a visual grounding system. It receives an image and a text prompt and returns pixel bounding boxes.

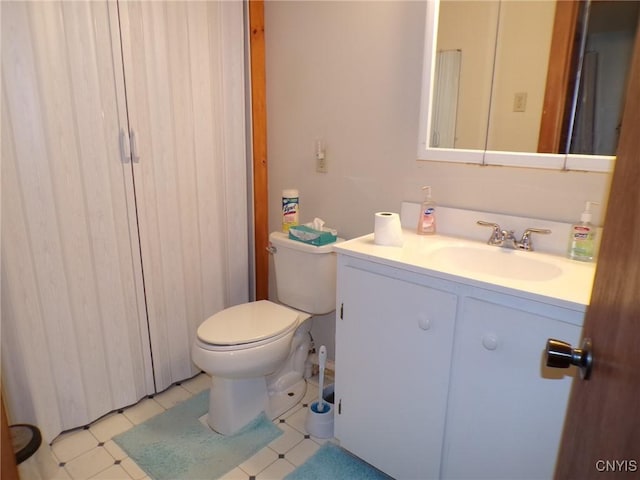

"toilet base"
[267,377,307,420]
[207,376,269,435]
[205,375,307,435]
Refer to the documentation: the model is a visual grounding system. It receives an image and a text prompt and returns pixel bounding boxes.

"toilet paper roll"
[374,212,404,247]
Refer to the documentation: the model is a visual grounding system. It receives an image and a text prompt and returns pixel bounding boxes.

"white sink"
[334,230,596,308]
[426,245,563,281]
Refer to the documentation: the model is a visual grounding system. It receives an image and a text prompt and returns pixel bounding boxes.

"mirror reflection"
[430,0,638,156]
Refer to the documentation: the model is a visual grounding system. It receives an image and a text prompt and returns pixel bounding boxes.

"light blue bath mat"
[285,442,392,480]
[114,391,282,479]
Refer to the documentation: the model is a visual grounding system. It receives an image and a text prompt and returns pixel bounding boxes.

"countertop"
[333,230,596,312]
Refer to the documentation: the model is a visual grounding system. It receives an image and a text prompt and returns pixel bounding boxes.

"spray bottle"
[567,201,599,261]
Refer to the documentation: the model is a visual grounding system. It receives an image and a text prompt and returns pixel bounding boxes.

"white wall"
[264,0,612,356]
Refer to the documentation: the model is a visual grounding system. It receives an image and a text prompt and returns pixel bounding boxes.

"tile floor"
[25,373,336,480]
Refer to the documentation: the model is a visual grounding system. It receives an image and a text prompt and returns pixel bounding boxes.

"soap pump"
[417,186,437,235]
[567,201,599,262]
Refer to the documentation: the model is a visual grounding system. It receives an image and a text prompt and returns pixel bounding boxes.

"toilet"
[192,231,338,435]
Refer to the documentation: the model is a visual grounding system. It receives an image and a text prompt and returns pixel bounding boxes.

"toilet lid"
[197,300,300,346]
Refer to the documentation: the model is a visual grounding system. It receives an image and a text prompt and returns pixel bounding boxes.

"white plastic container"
[305,384,335,439]
[282,189,299,232]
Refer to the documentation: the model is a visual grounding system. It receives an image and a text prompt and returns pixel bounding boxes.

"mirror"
[418,0,639,172]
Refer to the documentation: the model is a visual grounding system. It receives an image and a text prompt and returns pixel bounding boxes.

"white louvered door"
[117,0,248,390]
[1,1,154,442]
[1,0,249,441]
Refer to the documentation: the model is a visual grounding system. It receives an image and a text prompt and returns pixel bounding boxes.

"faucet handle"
[477,221,503,245]
[519,228,551,251]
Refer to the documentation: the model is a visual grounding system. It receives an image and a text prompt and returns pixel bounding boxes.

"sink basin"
[427,245,563,281]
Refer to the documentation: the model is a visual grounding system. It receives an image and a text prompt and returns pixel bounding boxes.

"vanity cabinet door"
[442,295,581,480]
[335,262,457,480]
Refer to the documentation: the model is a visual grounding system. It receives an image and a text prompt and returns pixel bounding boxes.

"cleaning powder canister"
[282,189,300,232]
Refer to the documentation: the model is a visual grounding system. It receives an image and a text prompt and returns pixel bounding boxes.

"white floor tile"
[103,440,127,461]
[89,414,134,443]
[51,466,73,479]
[307,434,333,445]
[18,447,71,480]
[121,398,164,425]
[255,458,296,480]
[52,429,99,463]
[120,457,148,480]
[64,447,115,479]
[219,466,251,480]
[283,406,310,435]
[267,423,304,455]
[238,446,278,476]
[284,438,321,467]
[301,385,319,406]
[180,373,211,394]
[153,385,193,409]
[89,464,133,480]
[278,402,303,422]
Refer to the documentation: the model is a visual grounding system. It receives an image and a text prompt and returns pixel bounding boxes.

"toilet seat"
[196,300,301,351]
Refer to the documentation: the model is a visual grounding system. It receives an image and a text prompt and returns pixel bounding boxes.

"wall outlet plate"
[513,92,527,112]
[316,155,328,173]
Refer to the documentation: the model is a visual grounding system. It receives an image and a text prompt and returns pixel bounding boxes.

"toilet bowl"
[192,300,311,434]
[191,231,339,435]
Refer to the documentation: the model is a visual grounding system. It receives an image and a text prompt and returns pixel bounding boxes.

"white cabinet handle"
[482,333,499,351]
[418,315,432,331]
[119,128,131,163]
[130,129,140,163]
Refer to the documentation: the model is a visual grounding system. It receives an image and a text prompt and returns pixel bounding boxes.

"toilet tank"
[269,232,339,314]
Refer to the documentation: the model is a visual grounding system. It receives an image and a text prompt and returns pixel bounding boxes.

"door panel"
[443,297,580,479]
[555,13,640,478]
[1,0,248,440]
[1,0,153,441]
[118,1,248,389]
[335,264,457,479]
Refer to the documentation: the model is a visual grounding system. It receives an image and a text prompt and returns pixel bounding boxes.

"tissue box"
[288,225,337,246]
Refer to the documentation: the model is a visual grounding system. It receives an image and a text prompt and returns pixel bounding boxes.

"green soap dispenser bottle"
[417,186,437,235]
[567,201,599,261]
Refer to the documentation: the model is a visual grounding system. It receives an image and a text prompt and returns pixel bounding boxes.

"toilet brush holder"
[305,401,334,439]
[305,384,335,439]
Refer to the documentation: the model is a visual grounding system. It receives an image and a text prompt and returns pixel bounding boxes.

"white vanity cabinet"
[334,256,458,479]
[333,236,587,480]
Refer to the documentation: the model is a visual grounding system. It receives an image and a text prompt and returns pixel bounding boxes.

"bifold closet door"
[1,1,154,442]
[117,1,249,390]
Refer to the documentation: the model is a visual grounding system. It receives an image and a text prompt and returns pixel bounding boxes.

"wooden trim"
[537,0,580,153]
[1,396,19,480]
[249,0,269,300]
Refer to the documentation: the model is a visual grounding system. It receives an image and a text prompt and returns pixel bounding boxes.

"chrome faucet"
[477,221,551,251]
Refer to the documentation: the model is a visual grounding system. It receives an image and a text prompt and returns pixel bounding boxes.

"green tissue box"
[288,225,337,246]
